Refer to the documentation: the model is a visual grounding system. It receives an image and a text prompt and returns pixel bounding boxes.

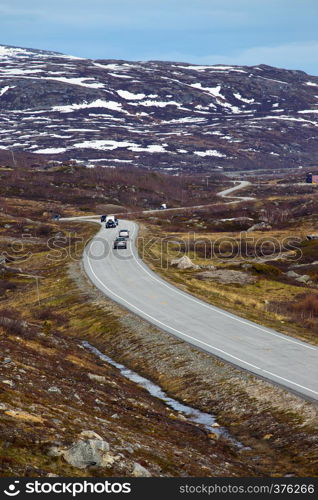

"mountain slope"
[1,44,318,172]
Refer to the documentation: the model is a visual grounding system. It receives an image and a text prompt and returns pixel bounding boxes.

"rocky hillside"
[1,44,318,172]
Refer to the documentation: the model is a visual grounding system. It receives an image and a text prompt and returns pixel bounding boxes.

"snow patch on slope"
[0,46,33,58]
[191,83,240,113]
[47,77,105,89]
[194,150,226,157]
[129,144,167,153]
[52,100,128,114]
[298,109,318,114]
[0,85,15,97]
[35,147,67,154]
[133,99,181,108]
[233,92,254,104]
[117,90,145,100]
[305,82,318,87]
[73,140,136,150]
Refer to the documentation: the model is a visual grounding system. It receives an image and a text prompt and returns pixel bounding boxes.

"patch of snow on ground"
[219,217,253,222]
[174,65,212,70]
[46,77,104,89]
[251,116,318,126]
[117,90,145,100]
[34,147,67,154]
[233,92,254,104]
[0,68,43,75]
[108,73,132,79]
[256,75,288,85]
[305,82,318,87]
[298,109,318,114]
[191,83,240,113]
[194,150,226,157]
[58,54,85,61]
[213,65,245,71]
[191,82,222,96]
[0,46,33,58]
[0,85,15,97]
[135,99,181,108]
[195,104,210,110]
[161,117,206,124]
[129,144,167,153]
[65,128,96,132]
[52,100,127,114]
[175,64,245,73]
[107,159,133,163]
[93,62,127,71]
[72,140,136,150]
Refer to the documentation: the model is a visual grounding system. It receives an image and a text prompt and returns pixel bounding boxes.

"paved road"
[81,219,318,402]
[217,180,254,201]
[63,181,253,222]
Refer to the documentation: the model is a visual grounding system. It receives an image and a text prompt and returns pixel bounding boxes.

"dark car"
[100,215,106,222]
[113,237,127,249]
[105,220,116,228]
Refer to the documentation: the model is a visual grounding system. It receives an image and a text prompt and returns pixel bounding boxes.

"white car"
[119,229,129,239]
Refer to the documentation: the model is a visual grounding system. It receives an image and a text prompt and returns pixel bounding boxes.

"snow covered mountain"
[1,44,318,172]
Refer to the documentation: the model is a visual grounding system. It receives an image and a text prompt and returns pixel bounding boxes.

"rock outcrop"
[49,430,115,470]
[247,222,272,232]
[171,255,200,270]
[195,269,256,285]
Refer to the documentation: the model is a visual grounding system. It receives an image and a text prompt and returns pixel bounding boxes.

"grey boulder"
[170,255,199,270]
[63,431,113,469]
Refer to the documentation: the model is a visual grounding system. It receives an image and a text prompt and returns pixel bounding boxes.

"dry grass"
[268,293,318,331]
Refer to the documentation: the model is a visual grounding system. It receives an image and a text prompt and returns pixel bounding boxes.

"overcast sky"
[1,0,317,74]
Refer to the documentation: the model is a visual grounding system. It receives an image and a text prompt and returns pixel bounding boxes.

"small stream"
[83,341,243,448]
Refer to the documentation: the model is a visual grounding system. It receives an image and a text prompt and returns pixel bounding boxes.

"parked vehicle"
[160,203,167,210]
[105,220,116,228]
[113,237,127,249]
[100,215,106,222]
[306,172,318,184]
[119,229,129,238]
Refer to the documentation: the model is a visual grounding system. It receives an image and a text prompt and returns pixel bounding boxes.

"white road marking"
[86,232,318,397]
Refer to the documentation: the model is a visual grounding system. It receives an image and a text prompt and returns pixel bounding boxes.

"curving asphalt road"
[64,180,253,222]
[80,219,318,403]
[217,180,254,201]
